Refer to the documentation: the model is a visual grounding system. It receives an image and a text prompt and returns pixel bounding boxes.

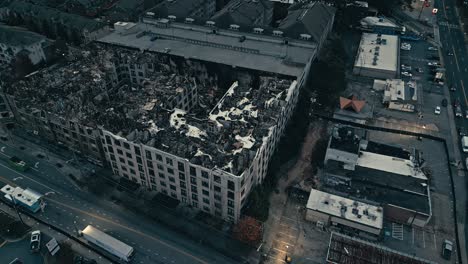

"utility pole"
[9,194,25,225]
[418,0,429,20]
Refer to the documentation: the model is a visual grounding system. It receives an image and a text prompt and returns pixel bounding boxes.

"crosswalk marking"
[438,22,459,29]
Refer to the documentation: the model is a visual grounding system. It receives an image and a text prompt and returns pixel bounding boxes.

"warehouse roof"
[98,20,316,77]
[354,33,398,73]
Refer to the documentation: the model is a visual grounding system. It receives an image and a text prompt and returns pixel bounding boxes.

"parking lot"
[367,130,456,263]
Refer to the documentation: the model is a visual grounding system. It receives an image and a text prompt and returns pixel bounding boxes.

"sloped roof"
[339,96,366,112]
[149,0,213,19]
[210,0,272,28]
[279,2,335,42]
[0,25,46,46]
[7,1,106,31]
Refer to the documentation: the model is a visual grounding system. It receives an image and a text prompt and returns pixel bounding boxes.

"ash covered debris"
[5,44,295,176]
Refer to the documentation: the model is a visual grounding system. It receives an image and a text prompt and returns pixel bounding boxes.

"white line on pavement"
[0,162,62,195]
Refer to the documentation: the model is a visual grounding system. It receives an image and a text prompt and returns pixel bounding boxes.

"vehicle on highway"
[428,46,438,51]
[456,106,463,117]
[30,230,41,253]
[74,256,97,264]
[81,225,134,262]
[442,99,448,107]
[434,106,441,115]
[8,156,29,172]
[450,85,456,91]
[1,184,44,213]
[447,51,454,56]
[428,61,440,66]
[401,71,412,77]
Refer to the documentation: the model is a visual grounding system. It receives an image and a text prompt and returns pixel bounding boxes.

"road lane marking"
[452,47,468,106]
[0,165,62,195]
[46,198,209,264]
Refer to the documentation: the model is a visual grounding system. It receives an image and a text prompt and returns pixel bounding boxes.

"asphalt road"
[434,0,468,260]
[0,142,238,264]
[0,238,44,264]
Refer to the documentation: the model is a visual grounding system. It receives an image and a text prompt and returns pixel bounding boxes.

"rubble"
[6,44,295,176]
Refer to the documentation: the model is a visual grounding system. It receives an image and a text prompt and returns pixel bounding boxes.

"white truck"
[81,225,134,262]
[462,136,468,153]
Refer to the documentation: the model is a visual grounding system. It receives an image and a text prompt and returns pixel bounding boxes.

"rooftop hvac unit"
[300,33,311,40]
[206,21,216,27]
[375,46,380,51]
[382,39,387,45]
[377,33,382,37]
[229,24,240,31]
[273,30,283,37]
[372,61,378,65]
[374,51,379,56]
[253,27,264,34]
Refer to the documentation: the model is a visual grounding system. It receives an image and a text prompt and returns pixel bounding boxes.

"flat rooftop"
[360,16,400,29]
[327,232,437,264]
[325,160,430,214]
[6,45,296,175]
[356,151,427,180]
[354,33,398,73]
[307,189,383,230]
[97,20,317,77]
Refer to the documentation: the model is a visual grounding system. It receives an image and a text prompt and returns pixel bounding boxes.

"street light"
[9,194,25,225]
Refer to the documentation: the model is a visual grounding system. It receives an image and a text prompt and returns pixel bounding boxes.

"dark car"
[442,98,448,107]
[74,256,97,264]
[447,51,454,56]
[454,99,460,107]
[450,85,456,91]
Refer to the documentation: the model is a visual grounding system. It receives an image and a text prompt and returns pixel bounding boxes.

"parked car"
[428,46,438,51]
[74,256,97,264]
[416,67,424,73]
[435,106,441,115]
[454,99,460,107]
[30,230,41,253]
[401,71,412,77]
[455,106,463,117]
[465,110,468,118]
[401,64,411,71]
[442,98,448,107]
[442,240,453,260]
[428,61,440,66]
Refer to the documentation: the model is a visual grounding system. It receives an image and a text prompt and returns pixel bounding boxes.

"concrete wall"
[353,66,397,80]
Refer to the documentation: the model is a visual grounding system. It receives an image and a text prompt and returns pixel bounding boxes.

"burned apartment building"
[322,126,431,227]
[1,7,332,221]
[2,43,305,222]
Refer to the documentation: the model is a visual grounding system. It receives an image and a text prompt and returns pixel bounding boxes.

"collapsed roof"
[6,45,295,175]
